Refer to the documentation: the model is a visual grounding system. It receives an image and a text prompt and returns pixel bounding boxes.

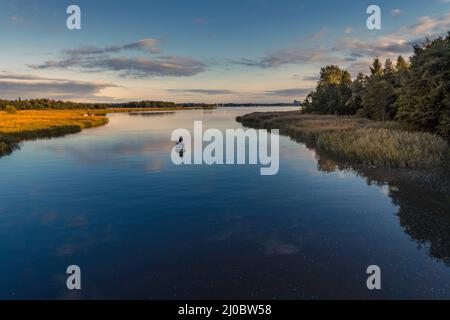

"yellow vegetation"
[0,109,108,133]
[0,107,198,157]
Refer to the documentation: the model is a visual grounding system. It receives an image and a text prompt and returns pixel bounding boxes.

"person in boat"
[176,136,185,158]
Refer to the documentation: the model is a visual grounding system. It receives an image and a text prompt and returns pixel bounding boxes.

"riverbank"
[0,107,209,157]
[236,111,450,169]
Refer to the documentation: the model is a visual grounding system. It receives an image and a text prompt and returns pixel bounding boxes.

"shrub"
[4,105,18,114]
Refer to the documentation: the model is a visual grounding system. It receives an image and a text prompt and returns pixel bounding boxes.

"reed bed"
[237,111,450,168]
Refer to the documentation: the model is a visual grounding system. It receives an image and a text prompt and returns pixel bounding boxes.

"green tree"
[303,65,353,115]
[361,58,398,121]
[396,55,409,71]
[370,57,383,76]
[346,73,367,115]
[396,34,450,138]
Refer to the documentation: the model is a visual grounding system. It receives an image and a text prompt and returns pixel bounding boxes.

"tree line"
[302,33,450,139]
[0,99,181,110]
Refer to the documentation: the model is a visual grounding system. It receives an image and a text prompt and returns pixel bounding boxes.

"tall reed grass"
[237,111,450,168]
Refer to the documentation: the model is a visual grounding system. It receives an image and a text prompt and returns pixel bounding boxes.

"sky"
[0,0,449,103]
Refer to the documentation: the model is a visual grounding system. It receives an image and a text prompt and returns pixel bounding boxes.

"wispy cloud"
[233,47,338,68]
[264,88,313,97]
[63,39,162,56]
[403,12,450,36]
[194,17,207,24]
[10,15,26,25]
[28,40,206,78]
[335,36,414,58]
[168,89,236,95]
[233,12,450,77]
[0,74,119,100]
[391,9,403,18]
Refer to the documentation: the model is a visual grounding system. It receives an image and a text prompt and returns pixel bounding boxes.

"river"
[1,107,449,299]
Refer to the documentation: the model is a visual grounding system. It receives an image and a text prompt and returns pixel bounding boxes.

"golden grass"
[0,109,108,133]
[237,111,450,168]
[0,107,204,157]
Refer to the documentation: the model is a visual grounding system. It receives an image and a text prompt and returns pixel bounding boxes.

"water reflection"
[1,107,450,299]
[311,144,450,266]
[128,111,175,117]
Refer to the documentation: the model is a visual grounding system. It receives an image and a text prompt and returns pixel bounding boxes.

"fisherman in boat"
[175,136,185,158]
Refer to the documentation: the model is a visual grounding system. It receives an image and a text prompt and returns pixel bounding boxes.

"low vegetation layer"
[237,111,450,169]
[0,109,109,157]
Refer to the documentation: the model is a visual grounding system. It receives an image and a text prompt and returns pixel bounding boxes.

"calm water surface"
[1,107,449,299]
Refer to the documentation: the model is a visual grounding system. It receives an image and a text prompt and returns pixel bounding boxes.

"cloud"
[391,9,403,18]
[301,75,319,82]
[335,36,414,58]
[28,39,206,77]
[0,74,119,100]
[303,28,329,41]
[233,47,338,68]
[403,13,450,36]
[10,15,26,25]
[194,17,207,24]
[264,88,313,97]
[234,12,450,76]
[168,89,236,95]
[64,39,161,56]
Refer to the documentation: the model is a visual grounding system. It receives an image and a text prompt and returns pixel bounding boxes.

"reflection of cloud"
[44,139,173,170]
[145,158,165,173]
[265,239,300,255]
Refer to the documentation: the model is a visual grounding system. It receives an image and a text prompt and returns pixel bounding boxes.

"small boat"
[175,142,185,153]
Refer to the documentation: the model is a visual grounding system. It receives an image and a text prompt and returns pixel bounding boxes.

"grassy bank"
[0,109,109,157]
[0,107,207,157]
[236,111,450,169]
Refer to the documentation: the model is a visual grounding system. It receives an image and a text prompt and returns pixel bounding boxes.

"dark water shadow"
[310,142,450,266]
[239,118,450,267]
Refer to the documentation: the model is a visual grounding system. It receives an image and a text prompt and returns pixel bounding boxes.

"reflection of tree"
[313,146,450,266]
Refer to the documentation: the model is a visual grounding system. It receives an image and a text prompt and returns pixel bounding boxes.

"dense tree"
[395,34,450,138]
[361,58,399,121]
[346,73,367,116]
[370,57,383,76]
[303,65,353,115]
[396,55,410,71]
[362,75,397,121]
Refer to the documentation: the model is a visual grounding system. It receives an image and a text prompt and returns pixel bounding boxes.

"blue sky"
[0,0,449,103]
